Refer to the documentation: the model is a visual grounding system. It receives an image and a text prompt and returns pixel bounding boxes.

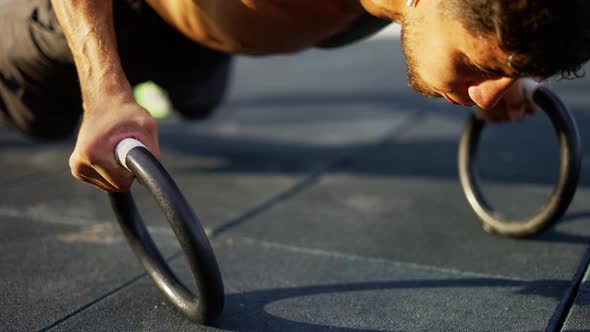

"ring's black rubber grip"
[109,147,224,322]
[458,86,582,237]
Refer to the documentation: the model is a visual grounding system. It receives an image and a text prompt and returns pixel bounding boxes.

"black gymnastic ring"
[108,145,224,323]
[458,85,582,238]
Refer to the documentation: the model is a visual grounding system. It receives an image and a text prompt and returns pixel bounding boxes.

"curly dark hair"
[441,0,590,79]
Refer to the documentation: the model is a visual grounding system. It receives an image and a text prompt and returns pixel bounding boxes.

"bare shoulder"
[145,0,365,54]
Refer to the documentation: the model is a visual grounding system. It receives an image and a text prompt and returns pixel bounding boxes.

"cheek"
[412,47,456,91]
[402,14,462,95]
[408,32,457,91]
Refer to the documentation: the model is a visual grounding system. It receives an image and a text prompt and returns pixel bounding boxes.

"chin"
[412,85,440,98]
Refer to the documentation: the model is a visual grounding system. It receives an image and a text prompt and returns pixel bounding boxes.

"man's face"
[369,0,519,109]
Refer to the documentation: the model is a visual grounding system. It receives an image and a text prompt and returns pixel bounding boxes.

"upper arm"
[315,13,391,49]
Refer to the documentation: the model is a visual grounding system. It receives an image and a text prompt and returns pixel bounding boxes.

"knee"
[0,100,80,142]
[170,58,232,121]
[176,94,225,121]
[12,115,79,141]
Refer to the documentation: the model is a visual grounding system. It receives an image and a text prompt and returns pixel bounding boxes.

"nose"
[467,77,515,109]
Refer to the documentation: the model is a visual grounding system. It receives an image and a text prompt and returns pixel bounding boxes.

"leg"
[0,0,232,142]
[0,0,81,140]
[157,53,232,120]
[112,1,233,120]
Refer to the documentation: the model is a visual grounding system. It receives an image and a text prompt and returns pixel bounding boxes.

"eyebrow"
[471,59,513,78]
[480,65,510,77]
[460,53,516,78]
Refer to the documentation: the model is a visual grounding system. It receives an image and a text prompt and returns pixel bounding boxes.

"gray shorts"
[0,0,232,140]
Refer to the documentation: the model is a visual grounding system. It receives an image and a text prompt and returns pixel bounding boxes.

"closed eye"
[467,61,502,78]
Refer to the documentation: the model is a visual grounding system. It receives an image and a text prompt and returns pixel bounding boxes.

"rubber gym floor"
[3,29,590,332]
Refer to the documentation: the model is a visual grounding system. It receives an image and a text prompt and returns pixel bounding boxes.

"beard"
[400,20,439,98]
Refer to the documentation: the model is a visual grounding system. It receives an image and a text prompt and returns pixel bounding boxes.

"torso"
[146,0,367,54]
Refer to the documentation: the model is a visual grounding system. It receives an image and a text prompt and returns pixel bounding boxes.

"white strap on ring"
[521,78,540,103]
[115,138,147,171]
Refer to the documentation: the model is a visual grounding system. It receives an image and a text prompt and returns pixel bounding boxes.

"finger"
[508,104,527,121]
[94,161,135,192]
[73,166,118,192]
[476,105,508,123]
[526,100,541,115]
[72,158,132,192]
[77,172,116,192]
[148,125,160,160]
[478,109,498,122]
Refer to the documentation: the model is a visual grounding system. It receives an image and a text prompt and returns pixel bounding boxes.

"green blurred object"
[134,81,172,119]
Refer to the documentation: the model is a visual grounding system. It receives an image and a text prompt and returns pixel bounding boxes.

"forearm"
[51,0,133,107]
[51,0,159,193]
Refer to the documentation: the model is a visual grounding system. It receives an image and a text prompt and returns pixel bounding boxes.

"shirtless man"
[1,0,589,192]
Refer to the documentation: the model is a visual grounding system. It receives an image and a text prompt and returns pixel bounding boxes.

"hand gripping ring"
[108,138,224,322]
[458,80,582,238]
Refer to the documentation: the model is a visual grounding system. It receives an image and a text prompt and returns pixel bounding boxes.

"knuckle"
[139,115,158,131]
[68,162,85,181]
[68,153,84,175]
[78,147,99,165]
[70,170,84,181]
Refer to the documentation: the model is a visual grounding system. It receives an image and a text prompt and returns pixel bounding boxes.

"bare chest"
[232,0,365,53]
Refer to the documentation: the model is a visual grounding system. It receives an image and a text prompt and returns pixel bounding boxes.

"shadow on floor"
[212,277,571,331]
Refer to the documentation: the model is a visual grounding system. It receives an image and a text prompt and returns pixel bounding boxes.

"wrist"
[81,73,135,110]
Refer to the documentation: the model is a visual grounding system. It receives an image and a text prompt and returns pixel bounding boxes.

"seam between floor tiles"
[546,246,590,332]
[37,272,147,332]
[208,111,424,238]
[37,250,186,332]
[224,235,532,282]
[35,111,425,331]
